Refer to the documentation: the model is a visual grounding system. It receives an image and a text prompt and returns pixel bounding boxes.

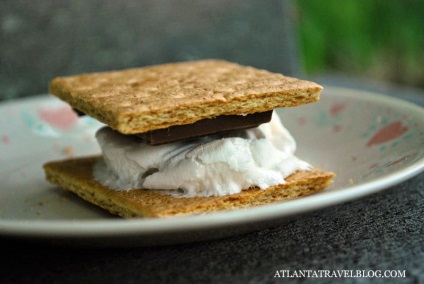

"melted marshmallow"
[93,114,311,197]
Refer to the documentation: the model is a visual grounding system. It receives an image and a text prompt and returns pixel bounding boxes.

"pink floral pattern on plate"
[279,86,424,187]
[0,96,102,160]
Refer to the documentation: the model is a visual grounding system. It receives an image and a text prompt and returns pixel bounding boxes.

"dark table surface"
[2,78,423,283]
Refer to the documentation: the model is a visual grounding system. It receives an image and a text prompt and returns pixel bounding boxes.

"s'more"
[43,60,335,218]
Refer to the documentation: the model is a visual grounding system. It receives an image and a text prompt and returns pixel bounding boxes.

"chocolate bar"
[74,107,272,145]
[137,111,273,145]
[73,108,85,116]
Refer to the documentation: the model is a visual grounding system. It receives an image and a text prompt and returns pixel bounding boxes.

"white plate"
[1,86,424,246]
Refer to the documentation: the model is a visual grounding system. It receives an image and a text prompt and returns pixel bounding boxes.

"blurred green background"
[296,0,424,88]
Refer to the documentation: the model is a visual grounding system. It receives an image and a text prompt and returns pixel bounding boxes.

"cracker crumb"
[62,146,74,158]
[83,133,92,142]
[349,178,354,185]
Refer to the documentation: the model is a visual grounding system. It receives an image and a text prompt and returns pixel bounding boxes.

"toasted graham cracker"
[49,60,322,134]
[43,157,335,218]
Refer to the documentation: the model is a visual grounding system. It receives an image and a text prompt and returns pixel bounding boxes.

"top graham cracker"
[49,60,323,134]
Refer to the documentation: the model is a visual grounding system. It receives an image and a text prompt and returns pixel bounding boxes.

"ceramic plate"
[1,86,424,246]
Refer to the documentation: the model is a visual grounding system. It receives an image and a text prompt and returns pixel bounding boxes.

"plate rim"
[1,86,424,239]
